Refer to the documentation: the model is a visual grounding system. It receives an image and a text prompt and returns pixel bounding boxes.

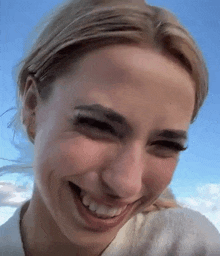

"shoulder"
[157,207,219,239]
[0,201,29,256]
[135,207,220,255]
[105,207,220,256]
[148,207,218,229]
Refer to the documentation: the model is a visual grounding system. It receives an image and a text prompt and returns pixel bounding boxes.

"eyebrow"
[74,104,188,141]
[74,104,128,126]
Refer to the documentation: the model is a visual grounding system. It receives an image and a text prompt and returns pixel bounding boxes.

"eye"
[150,140,187,157]
[151,140,187,152]
[73,115,119,138]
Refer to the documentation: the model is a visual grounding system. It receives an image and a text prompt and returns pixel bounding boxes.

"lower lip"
[69,183,134,232]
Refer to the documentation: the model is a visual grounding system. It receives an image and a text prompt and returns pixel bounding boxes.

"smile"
[68,182,135,231]
[80,190,128,219]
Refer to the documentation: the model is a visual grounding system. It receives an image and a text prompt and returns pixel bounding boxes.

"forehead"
[54,45,195,129]
[73,44,193,86]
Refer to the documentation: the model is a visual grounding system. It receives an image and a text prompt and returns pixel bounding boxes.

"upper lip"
[70,181,138,208]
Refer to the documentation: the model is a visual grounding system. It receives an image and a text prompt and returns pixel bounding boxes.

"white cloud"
[177,183,220,232]
[0,181,32,207]
[0,180,33,225]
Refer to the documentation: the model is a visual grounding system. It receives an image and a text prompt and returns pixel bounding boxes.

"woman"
[0,0,219,255]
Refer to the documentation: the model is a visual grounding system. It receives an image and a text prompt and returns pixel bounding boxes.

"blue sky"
[0,0,220,231]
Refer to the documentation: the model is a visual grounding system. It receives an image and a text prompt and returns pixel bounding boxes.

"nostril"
[106,193,121,200]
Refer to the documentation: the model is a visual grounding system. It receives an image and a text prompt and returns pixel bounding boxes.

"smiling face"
[22,44,195,253]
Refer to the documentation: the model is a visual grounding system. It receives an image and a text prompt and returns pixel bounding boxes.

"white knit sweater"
[0,201,220,256]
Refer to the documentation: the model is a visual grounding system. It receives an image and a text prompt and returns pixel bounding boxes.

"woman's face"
[26,45,195,248]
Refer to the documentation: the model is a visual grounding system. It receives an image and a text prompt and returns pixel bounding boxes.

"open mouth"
[69,181,127,219]
[69,181,81,197]
[68,181,136,232]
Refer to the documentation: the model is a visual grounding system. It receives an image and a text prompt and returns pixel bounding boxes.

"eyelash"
[73,116,187,152]
[151,140,187,152]
[73,116,118,137]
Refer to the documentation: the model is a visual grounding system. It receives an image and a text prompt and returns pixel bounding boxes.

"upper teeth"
[80,191,127,218]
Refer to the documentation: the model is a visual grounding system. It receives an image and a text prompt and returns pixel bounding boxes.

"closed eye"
[73,115,119,137]
[151,140,187,152]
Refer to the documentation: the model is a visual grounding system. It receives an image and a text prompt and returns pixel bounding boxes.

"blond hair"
[17,0,208,211]
[18,0,208,122]
[142,187,181,213]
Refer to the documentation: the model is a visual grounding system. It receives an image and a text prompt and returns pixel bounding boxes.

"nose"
[101,142,145,199]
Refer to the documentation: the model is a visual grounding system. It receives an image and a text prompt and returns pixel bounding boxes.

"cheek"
[39,136,115,178]
[143,157,177,195]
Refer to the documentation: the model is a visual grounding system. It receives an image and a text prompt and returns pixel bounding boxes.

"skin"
[21,44,195,256]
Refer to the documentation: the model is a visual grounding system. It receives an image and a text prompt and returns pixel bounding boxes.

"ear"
[21,76,40,144]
